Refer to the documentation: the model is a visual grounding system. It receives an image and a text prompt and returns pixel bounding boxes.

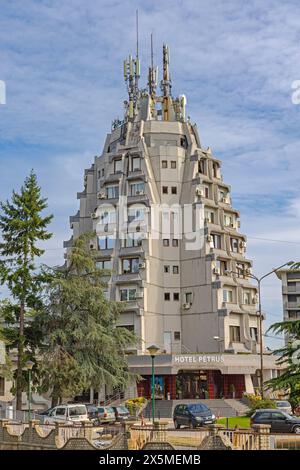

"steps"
[143,399,241,420]
[224,399,250,416]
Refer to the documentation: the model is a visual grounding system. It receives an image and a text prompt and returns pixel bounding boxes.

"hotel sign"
[173,354,225,365]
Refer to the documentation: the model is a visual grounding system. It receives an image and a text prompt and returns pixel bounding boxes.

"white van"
[44,404,89,425]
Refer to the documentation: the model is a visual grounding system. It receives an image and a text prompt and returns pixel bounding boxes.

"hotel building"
[64,45,283,401]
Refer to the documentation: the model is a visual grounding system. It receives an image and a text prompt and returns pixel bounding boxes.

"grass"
[217,416,250,429]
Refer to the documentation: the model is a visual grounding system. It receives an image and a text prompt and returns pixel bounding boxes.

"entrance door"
[176,371,208,399]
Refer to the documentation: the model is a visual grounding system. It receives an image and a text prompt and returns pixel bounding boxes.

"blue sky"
[1,0,300,347]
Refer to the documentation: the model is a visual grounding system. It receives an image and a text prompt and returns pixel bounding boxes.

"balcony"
[119,245,144,256]
[115,273,143,284]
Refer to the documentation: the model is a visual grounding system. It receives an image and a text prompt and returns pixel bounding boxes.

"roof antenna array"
[123,10,140,120]
[148,33,158,99]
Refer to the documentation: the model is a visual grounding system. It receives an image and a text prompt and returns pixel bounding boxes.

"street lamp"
[225,260,294,399]
[213,336,224,353]
[147,345,160,423]
[25,360,34,421]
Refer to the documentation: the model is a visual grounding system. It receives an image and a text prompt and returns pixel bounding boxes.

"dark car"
[111,405,130,422]
[173,403,216,429]
[251,409,300,434]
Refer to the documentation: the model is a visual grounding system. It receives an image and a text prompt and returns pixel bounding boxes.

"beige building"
[64,45,282,400]
[277,268,300,343]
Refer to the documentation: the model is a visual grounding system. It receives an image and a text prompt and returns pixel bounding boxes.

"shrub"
[125,397,147,415]
[246,399,276,417]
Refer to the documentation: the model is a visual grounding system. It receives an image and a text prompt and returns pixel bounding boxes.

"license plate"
[204,420,212,424]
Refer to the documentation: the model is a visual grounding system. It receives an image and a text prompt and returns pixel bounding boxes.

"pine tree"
[34,233,137,406]
[0,171,53,410]
[266,320,300,410]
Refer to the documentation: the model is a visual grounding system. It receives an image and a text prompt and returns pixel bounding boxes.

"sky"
[1,0,300,348]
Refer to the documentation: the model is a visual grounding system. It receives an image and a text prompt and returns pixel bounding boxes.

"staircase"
[224,399,250,416]
[143,399,241,420]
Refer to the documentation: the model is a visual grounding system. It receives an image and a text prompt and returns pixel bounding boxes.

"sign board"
[173,354,225,365]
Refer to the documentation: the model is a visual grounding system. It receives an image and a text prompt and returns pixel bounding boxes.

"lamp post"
[25,360,34,421]
[225,260,293,399]
[147,345,160,423]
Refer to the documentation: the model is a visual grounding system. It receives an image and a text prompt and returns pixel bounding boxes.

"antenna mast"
[148,32,158,98]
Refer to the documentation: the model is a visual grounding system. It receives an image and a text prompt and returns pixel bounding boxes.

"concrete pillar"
[89,387,94,404]
[252,424,271,450]
[244,374,254,394]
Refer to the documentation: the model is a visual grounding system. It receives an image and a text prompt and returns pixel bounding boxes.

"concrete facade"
[64,45,281,398]
[276,268,300,343]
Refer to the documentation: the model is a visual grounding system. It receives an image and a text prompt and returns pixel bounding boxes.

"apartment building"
[277,268,300,343]
[64,45,282,400]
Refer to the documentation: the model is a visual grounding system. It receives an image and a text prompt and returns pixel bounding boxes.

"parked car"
[173,403,216,429]
[251,409,300,433]
[86,405,116,425]
[44,404,89,425]
[111,405,130,422]
[274,400,292,415]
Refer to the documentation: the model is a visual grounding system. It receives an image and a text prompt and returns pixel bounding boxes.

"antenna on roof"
[136,9,139,60]
[135,9,140,93]
[148,32,158,99]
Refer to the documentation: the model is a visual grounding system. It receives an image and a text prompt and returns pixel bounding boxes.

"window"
[205,210,214,224]
[213,163,219,178]
[230,238,239,253]
[0,377,4,396]
[173,265,179,274]
[185,292,193,303]
[173,293,180,301]
[212,233,221,249]
[55,407,66,417]
[132,156,141,171]
[162,160,168,168]
[229,326,241,342]
[99,209,116,224]
[215,259,228,275]
[171,161,177,169]
[128,206,146,222]
[98,236,115,250]
[198,159,205,174]
[172,239,179,247]
[124,232,143,247]
[224,214,233,227]
[180,136,188,148]
[203,185,209,198]
[236,262,246,278]
[250,327,258,342]
[102,168,105,177]
[223,289,233,303]
[171,186,177,195]
[98,170,101,178]
[219,189,228,202]
[243,291,251,305]
[120,288,136,301]
[164,292,170,301]
[122,258,139,274]
[162,186,168,194]
[164,265,170,273]
[118,324,135,333]
[103,290,109,300]
[114,159,122,173]
[163,239,170,247]
[130,182,145,196]
[106,185,119,199]
[96,259,112,270]
[174,331,181,341]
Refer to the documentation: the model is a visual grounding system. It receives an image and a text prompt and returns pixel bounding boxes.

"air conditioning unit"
[213,268,220,275]
[237,220,241,228]
[206,235,213,243]
[135,190,144,196]
[222,197,228,203]
[251,297,257,305]
[91,212,98,219]
[182,302,191,310]
[195,186,204,197]
[98,192,107,199]
[135,291,144,299]
[139,262,146,269]
[240,240,247,249]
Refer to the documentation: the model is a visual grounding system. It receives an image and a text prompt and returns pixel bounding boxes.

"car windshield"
[188,404,209,413]
[106,407,114,413]
[276,401,290,407]
[117,406,128,413]
[69,406,86,416]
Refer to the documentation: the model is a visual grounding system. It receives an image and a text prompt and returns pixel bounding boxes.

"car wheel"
[293,425,300,434]
[174,419,180,429]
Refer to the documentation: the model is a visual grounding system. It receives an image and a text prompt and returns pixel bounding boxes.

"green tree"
[266,320,300,410]
[34,234,137,406]
[0,171,53,410]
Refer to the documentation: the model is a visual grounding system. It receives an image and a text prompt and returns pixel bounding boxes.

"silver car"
[96,406,116,424]
[275,400,292,415]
